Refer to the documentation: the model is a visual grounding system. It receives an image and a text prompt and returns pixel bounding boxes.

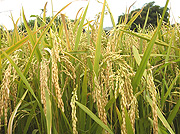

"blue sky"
[0,0,179,30]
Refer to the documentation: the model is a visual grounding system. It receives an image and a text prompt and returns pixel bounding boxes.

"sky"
[0,0,179,30]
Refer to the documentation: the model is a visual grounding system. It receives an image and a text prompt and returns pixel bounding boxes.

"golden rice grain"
[52,40,64,112]
[147,69,158,134]
[70,85,78,134]
[1,63,11,126]
[40,58,49,115]
[93,74,107,125]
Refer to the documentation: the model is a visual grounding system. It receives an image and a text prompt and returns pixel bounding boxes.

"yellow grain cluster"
[93,74,107,125]
[40,58,49,115]
[52,39,64,112]
[70,85,78,134]
[105,54,139,134]
[116,66,138,134]
[0,64,11,129]
[147,69,158,134]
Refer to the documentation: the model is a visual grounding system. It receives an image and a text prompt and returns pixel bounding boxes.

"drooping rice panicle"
[51,38,64,112]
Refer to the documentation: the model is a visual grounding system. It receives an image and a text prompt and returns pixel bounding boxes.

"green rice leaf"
[45,89,52,134]
[118,29,180,51]
[22,7,42,62]
[1,26,46,60]
[93,0,106,77]
[74,3,89,50]
[132,45,147,78]
[116,106,122,128]
[146,95,175,134]
[32,129,39,134]
[132,0,170,90]
[124,106,134,134]
[79,68,88,130]
[61,14,71,51]
[167,95,180,124]
[139,8,149,53]
[76,101,114,134]
[23,103,38,134]
[162,73,179,107]
[106,2,115,27]
[73,9,83,33]
[7,90,28,134]
[105,96,116,111]
[161,28,176,107]
[126,6,144,29]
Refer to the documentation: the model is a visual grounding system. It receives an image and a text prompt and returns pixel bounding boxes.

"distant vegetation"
[117,1,169,31]
[18,16,62,31]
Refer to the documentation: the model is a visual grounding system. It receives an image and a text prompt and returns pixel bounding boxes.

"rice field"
[0,0,180,133]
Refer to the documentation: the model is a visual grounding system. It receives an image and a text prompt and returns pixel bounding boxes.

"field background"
[0,0,180,133]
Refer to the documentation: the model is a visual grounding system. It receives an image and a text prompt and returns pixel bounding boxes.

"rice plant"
[0,0,179,133]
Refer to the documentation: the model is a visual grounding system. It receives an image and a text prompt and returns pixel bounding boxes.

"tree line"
[18,1,169,32]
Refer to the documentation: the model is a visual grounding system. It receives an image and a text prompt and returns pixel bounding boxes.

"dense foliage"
[18,16,62,32]
[117,1,169,31]
[0,0,179,134]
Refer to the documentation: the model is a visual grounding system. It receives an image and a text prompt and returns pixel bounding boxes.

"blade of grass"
[1,25,46,60]
[118,29,180,51]
[79,68,88,131]
[74,7,83,23]
[2,25,12,45]
[154,58,180,74]
[43,2,48,23]
[116,106,122,128]
[22,7,42,62]
[118,4,143,48]
[61,14,71,51]
[124,106,134,134]
[105,96,115,111]
[33,19,38,39]
[123,1,136,25]
[148,117,169,134]
[161,28,175,107]
[162,73,179,107]
[76,101,114,134]
[45,89,52,134]
[146,95,175,134]
[32,129,39,134]
[10,14,21,44]
[132,45,147,78]
[167,97,180,124]
[7,90,28,134]
[93,0,106,77]
[23,103,38,134]
[126,6,144,29]
[74,3,89,51]
[73,9,83,33]
[139,8,149,53]
[132,0,170,90]
[106,2,115,27]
